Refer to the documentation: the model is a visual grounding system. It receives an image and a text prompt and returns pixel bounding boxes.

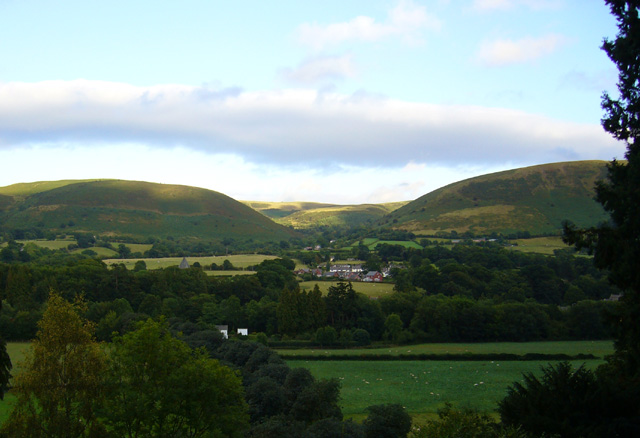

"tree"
[499,362,618,438]
[277,287,303,336]
[362,404,412,438]
[563,0,640,404]
[383,313,403,342]
[1,292,107,438]
[101,318,248,438]
[414,403,526,438]
[315,326,338,347]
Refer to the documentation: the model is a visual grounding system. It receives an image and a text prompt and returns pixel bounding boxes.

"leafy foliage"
[101,318,248,438]
[414,403,527,438]
[1,293,107,438]
[362,404,411,438]
[561,2,640,434]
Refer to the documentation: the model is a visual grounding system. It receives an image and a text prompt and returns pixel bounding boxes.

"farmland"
[276,340,614,359]
[2,340,609,425]
[299,280,395,298]
[286,359,604,421]
[103,254,279,270]
[283,341,612,420]
[0,343,29,424]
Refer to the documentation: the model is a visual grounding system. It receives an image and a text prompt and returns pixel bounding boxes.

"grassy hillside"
[247,201,407,229]
[243,201,338,219]
[385,161,610,236]
[0,179,102,197]
[0,180,297,242]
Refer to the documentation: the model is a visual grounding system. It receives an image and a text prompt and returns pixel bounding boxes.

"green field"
[0,343,30,425]
[276,340,614,358]
[299,281,395,298]
[350,238,423,250]
[9,240,147,257]
[287,359,604,420]
[103,254,279,270]
[1,341,612,425]
[15,239,76,250]
[509,236,571,254]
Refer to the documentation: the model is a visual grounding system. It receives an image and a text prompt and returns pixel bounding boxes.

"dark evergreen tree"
[563,0,640,397]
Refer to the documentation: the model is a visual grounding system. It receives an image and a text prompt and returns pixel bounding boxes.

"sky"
[0,0,626,204]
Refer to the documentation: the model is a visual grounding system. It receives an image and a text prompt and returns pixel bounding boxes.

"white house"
[216,325,229,339]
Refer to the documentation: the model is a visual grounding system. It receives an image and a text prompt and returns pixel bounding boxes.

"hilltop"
[0,161,613,242]
[245,200,407,229]
[383,160,609,236]
[0,180,297,243]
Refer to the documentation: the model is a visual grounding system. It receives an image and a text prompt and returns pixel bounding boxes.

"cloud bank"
[0,80,622,170]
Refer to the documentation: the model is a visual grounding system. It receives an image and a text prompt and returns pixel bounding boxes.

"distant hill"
[384,161,610,236]
[0,180,297,242]
[245,201,408,229]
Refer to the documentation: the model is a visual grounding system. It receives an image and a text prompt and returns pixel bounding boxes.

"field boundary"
[278,352,598,361]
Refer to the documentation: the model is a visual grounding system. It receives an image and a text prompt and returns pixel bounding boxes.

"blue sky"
[0,0,626,203]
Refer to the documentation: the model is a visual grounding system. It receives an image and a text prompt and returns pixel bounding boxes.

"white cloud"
[280,54,357,85]
[472,0,560,10]
[296,0,440,50]
[476,34,566,66]
[0,79,623,172]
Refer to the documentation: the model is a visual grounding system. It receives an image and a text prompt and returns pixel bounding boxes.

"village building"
[216,325,229,339]
[363,271,384,282]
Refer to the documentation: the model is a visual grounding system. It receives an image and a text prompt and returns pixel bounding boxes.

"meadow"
[0,343,30,425]
[286,359,604,421]
[509,236,571,255]
[103,254,278,270]
[276,340,614,359]
[1,341,613,425]
[356,238,424,250]
[299,280,395,298]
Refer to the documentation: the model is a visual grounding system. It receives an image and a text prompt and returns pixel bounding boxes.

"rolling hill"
[0,180,297,242]
[383,161,610,236]
[244,201,408,229]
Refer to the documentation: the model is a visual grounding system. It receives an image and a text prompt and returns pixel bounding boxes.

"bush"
[362,404,411,438]
[353,329,371,346]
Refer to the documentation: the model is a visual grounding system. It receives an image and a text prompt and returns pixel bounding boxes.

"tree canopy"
[1,293,107,438]
[564,0,640,383]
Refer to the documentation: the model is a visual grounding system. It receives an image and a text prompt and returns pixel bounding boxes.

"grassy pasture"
[103,254,279,270]
[276,340,614,359]
[114,243,153,254]
[205,270,256,277]
[287,359,604,421]
[0,343,31,425]
[299,281,395,298]
[11,240,148,257]
[16,239,76,250]
[344,238,424,251]
[509,236,570,254]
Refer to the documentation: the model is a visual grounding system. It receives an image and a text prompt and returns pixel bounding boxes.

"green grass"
[205,270,257,276]
[509,236,571,254]
[287,359,604,420]
[1,343,31,425]
[17,239,76,250]
[104,254,279,270]
[276,340,614,358]
[114,243,153,254]
[299,281,395,298]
